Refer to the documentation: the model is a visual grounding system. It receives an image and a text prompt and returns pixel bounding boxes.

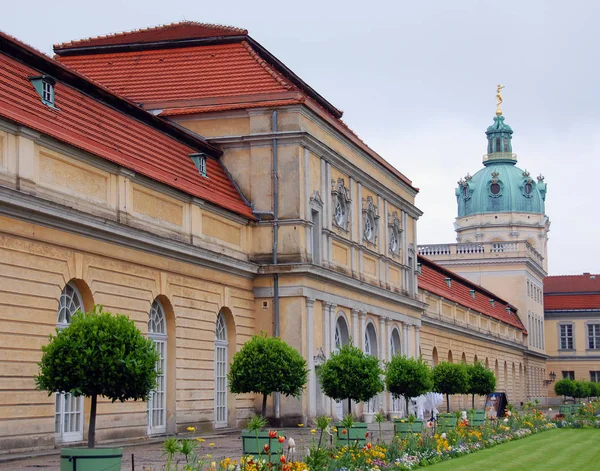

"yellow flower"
[206,454,212,458]
[310,429,316,434]
[332,427,338,432]
[209,443,215,447]
[297,423,304,427]
[196,438,206,443]
[400,419,405,423]
[187,426,196,432]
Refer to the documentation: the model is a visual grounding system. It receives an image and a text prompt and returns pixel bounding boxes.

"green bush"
[318,343,384,416]
[228,333,308,417]
[466,361,496,408]
[385,355,432,411]
[554,378,575,401]
[588,381,600,398]
[35,306,159,447]
[573,380,592,402]
[432,362,469,412]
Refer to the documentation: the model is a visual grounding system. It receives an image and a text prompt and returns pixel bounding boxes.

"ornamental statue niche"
[362,196,379,245]
[331,178,351,231]
[388,211,403,257]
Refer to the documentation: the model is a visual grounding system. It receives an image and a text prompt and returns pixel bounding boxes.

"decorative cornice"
[0,186,259,278]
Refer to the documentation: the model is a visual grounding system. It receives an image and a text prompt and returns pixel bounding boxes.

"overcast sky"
[4,0,598,275]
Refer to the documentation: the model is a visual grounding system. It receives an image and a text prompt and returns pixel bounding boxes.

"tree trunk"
[348,398,351,418]
[262,394,267,417]
[88,394,97,448]
[472,394,475,409]
[446,394,450,413]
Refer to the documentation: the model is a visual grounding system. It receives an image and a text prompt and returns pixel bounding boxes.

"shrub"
[554,378,575,401]
[466,361,496,408]
[228,333,308,417]
[35,306,159,448]
[573,380,592,402]
[318,343,384,416]
[385,355,432,412]
[432,362,469,412]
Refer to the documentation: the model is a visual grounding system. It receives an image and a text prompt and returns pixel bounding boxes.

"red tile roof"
[54,22,417,192]
[58,42,292,104]
[54,22,247,51]
[544,274,600,311]
[544,274,600,294]
[418,255,526,332]
[160,98,305,117]
[544,294,600,311]
[0,32,253,219]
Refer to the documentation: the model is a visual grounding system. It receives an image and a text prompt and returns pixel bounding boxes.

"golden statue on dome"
[496,84,505,116]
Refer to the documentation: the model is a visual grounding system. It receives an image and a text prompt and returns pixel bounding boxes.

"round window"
[490,183,501,195]
[524,182,533,195]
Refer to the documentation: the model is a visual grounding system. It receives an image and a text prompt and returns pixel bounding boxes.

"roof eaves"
[0,31,222,157]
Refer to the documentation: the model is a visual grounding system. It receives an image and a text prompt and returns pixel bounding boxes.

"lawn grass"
[428,429,600,471]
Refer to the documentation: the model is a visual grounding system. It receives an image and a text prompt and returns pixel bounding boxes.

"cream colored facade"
[420,295,527,409]
[545,311,600,403]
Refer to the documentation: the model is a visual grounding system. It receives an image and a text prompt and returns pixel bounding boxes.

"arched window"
[215,312,228,427]
[334,316,349,352]
[148,299,167,435]
[448,350,453,363]
[432,347,439,367]
[390,328,401,356]
[55,283,84,443]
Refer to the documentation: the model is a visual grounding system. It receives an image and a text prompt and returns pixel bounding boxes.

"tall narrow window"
[215,312,228,427]
[311,210,320,264]
[364,323,378,414]
[559,324,574,350]
[148,299,167,435]
[590,371,600,382]
[55,283,84,443]
[588,324,600,350]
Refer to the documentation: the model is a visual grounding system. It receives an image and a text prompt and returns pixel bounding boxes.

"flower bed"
[552,400,600,429]
[160,405,560,471]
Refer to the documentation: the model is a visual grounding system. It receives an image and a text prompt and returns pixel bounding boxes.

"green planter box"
[241,430,284,462]
[437,414,457,432]
[335,422,368,447]
[394,419,423,437]
[468,410,485,427]
[60,448,122,471]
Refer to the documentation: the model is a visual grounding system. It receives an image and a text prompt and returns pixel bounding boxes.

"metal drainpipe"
[272,110,280,420]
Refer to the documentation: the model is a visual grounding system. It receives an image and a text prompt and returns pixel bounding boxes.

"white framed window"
[588,324,600,350]
[215,312,228,427]
[190,153,208,177]
[148,299,167,435]
[590,371,600,382]
[55,283,84,443]
[559,324,574,350]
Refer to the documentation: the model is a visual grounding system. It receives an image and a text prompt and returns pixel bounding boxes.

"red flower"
[269,430,278,439]
[283,465,291,471]
[280,455,286,464]
[264,444,270,452]
[342,429,347,435]
[365,432,369,438]
[367,443,372,449]
[278,436,285,443]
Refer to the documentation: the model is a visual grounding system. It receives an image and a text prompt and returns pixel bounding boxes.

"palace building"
[0,21,575,454]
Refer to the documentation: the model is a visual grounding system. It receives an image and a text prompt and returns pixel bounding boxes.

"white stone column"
[306,298,316,418]
[330,303,338,353]
[379,316,387,413]
[403,324,411,358]
[359,311,366,351]
[323,302,331,356]
[351,309,360,346]
[415,325,421,359]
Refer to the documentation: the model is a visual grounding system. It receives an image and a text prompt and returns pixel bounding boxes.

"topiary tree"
[35,306,159,448]
[554,378,576,402]
[432,362,469,412]
[588,381,599,399]
[573,380,592,403]
[318,343,384,417]
[228,333,308,417]
[385,355,432,412]
[466,361,496,409]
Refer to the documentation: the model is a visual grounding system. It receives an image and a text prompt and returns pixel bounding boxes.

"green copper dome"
[456,115,547,217]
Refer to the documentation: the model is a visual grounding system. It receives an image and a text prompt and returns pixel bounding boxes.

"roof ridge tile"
[241,41,293,91]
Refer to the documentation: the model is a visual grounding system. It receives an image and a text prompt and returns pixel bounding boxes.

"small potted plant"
[35,306,160,471]
[240,415,284,462]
